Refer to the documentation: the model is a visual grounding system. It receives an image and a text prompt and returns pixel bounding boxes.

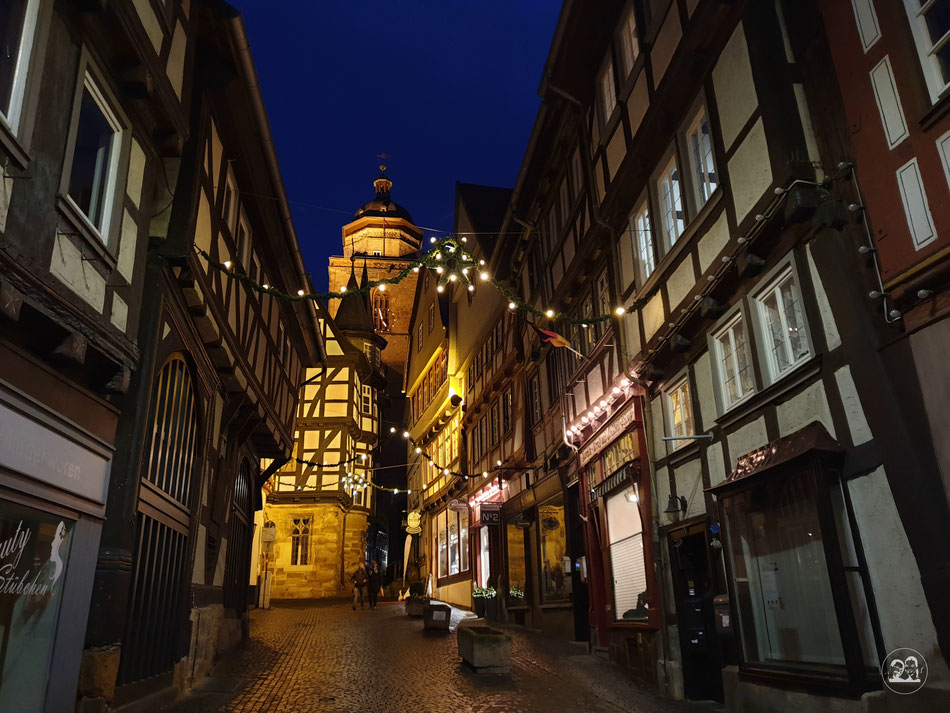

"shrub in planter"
[472,585,496,618]
[405,594,428,617]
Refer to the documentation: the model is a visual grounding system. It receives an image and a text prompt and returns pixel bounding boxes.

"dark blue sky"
[235,1,562,292]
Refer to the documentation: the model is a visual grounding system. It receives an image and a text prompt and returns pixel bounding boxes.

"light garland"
[195,236,662,326]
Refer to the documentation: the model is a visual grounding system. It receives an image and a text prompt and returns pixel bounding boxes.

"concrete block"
[424,603,451,631]
[457,625,513,675]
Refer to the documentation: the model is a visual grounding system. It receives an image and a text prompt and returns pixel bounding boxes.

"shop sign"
[405,510,422,535]
[479,509,501,526]
[578,401,638,467]
[0,402,109,504]
[480,501,502,511]
[447,499,467,512]
[0,502,73,709]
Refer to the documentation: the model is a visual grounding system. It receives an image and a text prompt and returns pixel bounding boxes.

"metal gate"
[223,459,252,612]
[118,355,200,685]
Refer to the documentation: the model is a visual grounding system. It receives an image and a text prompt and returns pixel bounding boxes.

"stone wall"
[268,503,369,599]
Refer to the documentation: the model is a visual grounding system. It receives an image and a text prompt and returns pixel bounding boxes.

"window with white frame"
[753,267,811,381]
[665,376,693,441]
[66,73,126,241]
[713,312,755,409]
[290,516,311,566]
[686,107,718,207]
[631,202,656,285]
[0,0,39,134]
[903,0,950,102]
[618,6,641,77]
[657,155,685,248]
[599,59,617,123]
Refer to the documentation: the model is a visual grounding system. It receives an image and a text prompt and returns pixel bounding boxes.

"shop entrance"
[670,526,723,702]
[567,486,589,641]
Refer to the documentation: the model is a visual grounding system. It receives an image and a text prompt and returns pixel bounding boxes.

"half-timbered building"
[0,1,194,710]
[78,6,323,709]
[265,266,385,599]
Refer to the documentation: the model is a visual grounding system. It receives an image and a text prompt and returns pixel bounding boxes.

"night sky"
[234,1,562,292]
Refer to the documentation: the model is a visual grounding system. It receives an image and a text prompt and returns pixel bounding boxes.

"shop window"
[665,375,693,443]
[903,0,950,102]
[602,431,639,478]
[607,488,648,620]
[752,266,810,382]
[437,507,469,580]
[0,0,38,134]
[539,499,570,602]
[722,471,846,672]
[290,516,311,566]
[686,107,718,207]
[712,312,755,409]
[657,153,685,249]
[506,523,528,605]
[0,502,73,711]
[479,525,491,588]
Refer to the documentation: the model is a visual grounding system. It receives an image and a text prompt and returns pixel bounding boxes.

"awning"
[706,421,843,495]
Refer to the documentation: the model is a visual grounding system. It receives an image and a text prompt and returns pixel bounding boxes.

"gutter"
[226,15,327,369]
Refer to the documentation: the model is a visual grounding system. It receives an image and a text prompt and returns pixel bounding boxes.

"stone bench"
[424,603,451,631]
[457,625,512,675]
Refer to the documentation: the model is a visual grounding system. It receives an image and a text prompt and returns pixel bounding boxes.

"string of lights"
[195,236,662,326]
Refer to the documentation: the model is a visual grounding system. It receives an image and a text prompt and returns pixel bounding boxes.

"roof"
[455,182,512,260]
[334,261,374,334]
[354,168,415,224]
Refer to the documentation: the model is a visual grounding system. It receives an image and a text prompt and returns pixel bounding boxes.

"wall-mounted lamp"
[664,495,687,514]
[918,289,934,299]
[858,245,875,255]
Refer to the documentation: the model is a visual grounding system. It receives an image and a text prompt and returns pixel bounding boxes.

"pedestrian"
[367,561,382,609]
[351,562,368,610]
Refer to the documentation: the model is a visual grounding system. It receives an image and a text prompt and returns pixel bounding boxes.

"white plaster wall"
[651,3,682,86]
[666,258,695,311]
[627,74,649,138]
[776,380,836,439]
[131,0,163,54]
[126,139,145,209]
[705,440,726,487]
[643,292,665,341]
[674,458,705,518]
[651,395,668,459]
[728,117,773,223]
[712,23,757,150]
[49,233,106,312]
[726,417,768,463]
[849,467,950,681]
[167,22,187,98]
[693,352,717,432]
[623,312,641,361]
[0,167,13,233]
[805,243,841,351]
[654,466,671,523]
[697,212,730,273]
[195,193,212,255]
[606,125,626,181]
[117,209,138,283]
[110,293,128,332]
[192,523,207,584]
[833,366,873,446]
[619,229,635,292]
[213,539,227,587]
[910,319,950,501]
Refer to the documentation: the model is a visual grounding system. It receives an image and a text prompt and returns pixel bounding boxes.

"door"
[670,529,724,702]
[567,485,589,641]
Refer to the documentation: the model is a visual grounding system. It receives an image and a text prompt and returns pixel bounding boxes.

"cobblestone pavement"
[160,600,720,713]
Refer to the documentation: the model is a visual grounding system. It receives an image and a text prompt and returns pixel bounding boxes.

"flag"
[529,321,583,357]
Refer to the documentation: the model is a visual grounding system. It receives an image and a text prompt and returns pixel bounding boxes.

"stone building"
[264,273,385,600]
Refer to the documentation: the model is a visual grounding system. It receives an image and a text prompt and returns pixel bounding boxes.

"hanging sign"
[447,499,467,513]
[480,509,501,526]
[578,401,638,467]
[405,510,422,535]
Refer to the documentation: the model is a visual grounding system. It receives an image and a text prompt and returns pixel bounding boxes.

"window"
[903,0,950,102]
[527,374,542,428]
[618,6,641,76]
[631,202,656,285]
[502,387,513,433]
[607,487,648,620]
[539,498,570,602]
[373,291,391,333]
[436,506,470,580]
[595,269,611,340]
[237,208,251,266]
[722,471,845,671]
[713,313,755,409]
[437,511,447,578]
[599,58,617,123]
[372,250,382,256]
[490,399,500,445]
[427,303,435,333]
[686,108,717,206]
[657,155,685,248]
[361,384,372,414]
[753,267,810,381]
[559,178,570,226]
[666,376,693,440]
[0,0,39,133]
[290,516,311,566]
[66,74,125,240]
[506,523,527,604]
[571,147,583,198]
[222,166,239,235]
[417,323,423,352]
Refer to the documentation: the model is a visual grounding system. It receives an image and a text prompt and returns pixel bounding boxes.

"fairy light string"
[195,236,662,326]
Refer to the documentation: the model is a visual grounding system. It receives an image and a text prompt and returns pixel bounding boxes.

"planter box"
[457,625,512,675]
[424,603,451,631]
[406,598,427,617]
[473,597,486,618]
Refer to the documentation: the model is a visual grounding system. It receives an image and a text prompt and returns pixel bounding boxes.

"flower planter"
[406,597,427,617]
[473,597,486,618]
[457,625,513,675]
[424,603,451,631]
[484,597,499,620]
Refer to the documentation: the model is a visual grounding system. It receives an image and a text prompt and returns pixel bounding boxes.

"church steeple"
[335,260,374,335]
[373,166,393,201]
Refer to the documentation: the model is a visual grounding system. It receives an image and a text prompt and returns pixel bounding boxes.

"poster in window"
[0,502,73,711]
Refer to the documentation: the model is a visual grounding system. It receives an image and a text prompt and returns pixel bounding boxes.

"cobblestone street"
[160,601,718,713]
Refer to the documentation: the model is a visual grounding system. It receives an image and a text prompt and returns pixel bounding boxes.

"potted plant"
[472,585,496,618]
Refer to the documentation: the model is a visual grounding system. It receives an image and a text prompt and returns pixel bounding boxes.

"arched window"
[372,290,391,333]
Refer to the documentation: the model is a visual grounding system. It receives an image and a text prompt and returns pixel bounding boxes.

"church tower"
[328,167,421,377]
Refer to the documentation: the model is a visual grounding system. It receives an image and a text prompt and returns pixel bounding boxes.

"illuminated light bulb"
[593,406,601,413]
[508,302,516,310]
[340,286,347,293]
[449,273,457,282]
[587,411,594,419]
[297,289,305,296]
[612,387,621,394]
[437,285,445,293]
[430,237,437,244]
[480,272,490,281]
[464,475,469,480]
[581,416,589,423]
[496,459,502,466]
[407,489,412,494]
[443,468,450,475]
[435,252,442,260]
[479,259,485,266]
[415,447,421,454]
[394,488,400,494]
[361,453,366,460]
[461,237,468,243]
[378,283,386,291]
[615,306,626,315]
[620,378,630,387]
[223,260,232,269]
[600,400,608,408]
[402,431,410,439]
[262,283,269,290]
[582,323,589,329]
[436,266,444,274]
[412,266,420,272]
[390,426,396,433]
[461,268,469,275]
[468,285,475,292]
[545,309,555,318]
[482,472,488,478]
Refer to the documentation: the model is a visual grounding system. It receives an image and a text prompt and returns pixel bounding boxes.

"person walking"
[367,561,382,609]
[351,563,368,610]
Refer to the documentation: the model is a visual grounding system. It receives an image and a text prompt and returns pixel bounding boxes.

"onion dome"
[353,165,415,223]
